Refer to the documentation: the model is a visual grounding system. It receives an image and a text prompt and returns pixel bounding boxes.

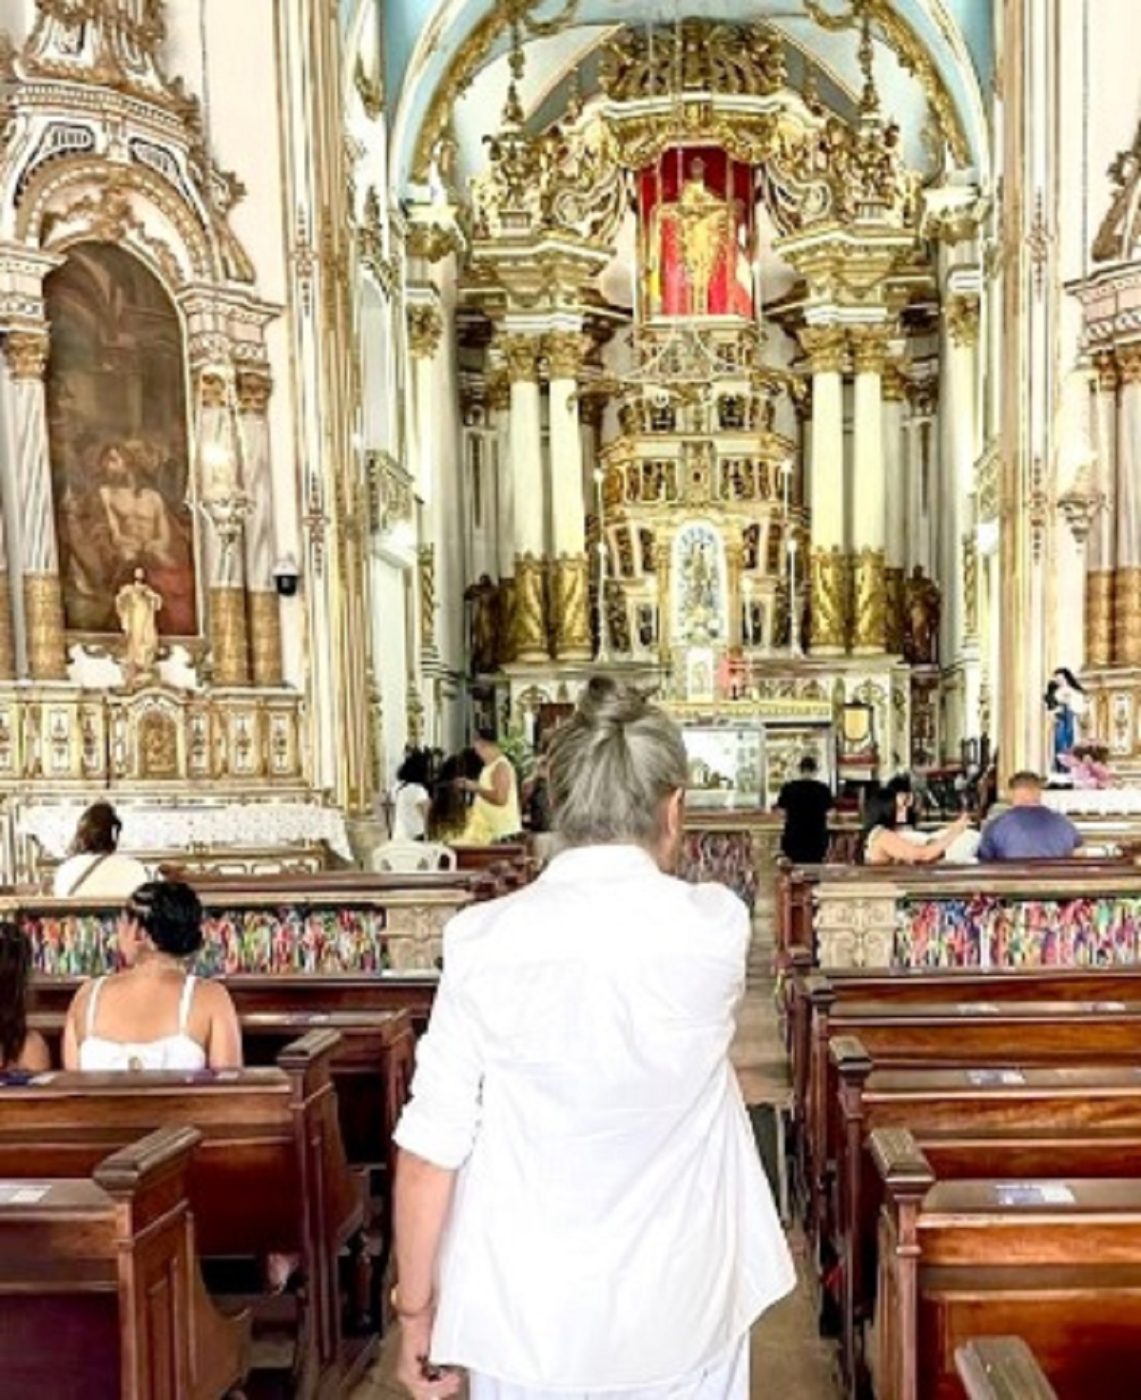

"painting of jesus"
[44,242,198,636]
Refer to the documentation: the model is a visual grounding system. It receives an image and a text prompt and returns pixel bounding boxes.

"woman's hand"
[456,778,476,794]
[395,1313,461,1400]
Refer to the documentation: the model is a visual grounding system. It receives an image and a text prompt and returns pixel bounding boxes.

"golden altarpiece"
[0,4,334,882]
[442,17,950,802]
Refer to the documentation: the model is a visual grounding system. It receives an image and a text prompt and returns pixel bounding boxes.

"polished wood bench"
[31,972,440,1034]
[807,998,1141,1246]
[0,1124,250,1400]
[955,1338,1057,1399]
[791,967,1141,1217]
[828,1060,1141,1397]
[872,1129,1141,1400]
[0,1031,372,1397]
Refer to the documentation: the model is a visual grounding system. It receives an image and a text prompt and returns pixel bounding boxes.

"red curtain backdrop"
[638,147,755,318]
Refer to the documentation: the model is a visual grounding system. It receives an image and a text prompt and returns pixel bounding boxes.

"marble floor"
[353,898,839,1399]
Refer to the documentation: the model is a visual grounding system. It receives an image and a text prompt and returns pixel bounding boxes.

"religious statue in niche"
[45,242,198,637]
[115,569,163,688]
[465,574,500,675]
[674,522,726,645]
[640,147,754,318]
[1044,666,1087,771]
[903,566,940,665]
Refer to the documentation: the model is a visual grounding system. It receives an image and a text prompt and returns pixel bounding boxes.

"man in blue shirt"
[977,771,1081,860]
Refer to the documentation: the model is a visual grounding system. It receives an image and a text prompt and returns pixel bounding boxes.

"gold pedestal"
[210,585,251,686]
[1086,569,1114,669]
[1113,567,1141,666]
[552,554,591,660]
[497,577,516,667]
[809,546,849,654]
[24,573,67,679]
[851,547,887,654]
[884,565,905,656]
[511,554,549,662]
[248,590,284,686]
[0,574,15,680]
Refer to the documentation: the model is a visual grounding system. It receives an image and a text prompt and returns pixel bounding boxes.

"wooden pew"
[872,1129,1141,1400]
[791,966,1141,1210]
[0,1031,372,1398]
[956,1338,1057,1399]
[29,1005,415,1180]
[828,1054,1141,1397]
[807,997,1141,1246]
[31,971,440,1035]
[0,1124,250,1400]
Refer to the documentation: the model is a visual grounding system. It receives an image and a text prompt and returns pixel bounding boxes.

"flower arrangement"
[1058,745,1114,789]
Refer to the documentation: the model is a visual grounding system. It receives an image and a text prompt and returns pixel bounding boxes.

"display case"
[679,716,833,809]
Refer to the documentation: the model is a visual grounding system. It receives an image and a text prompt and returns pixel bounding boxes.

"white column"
[943,293,979,669]
[801,327,847,654]
[1,329,64,679]
[1085,354,1116,667]
[1115,347,1141,665]
[238,368,283,686]
[545,330,590,660]
[502,333,546,661]
[851,327,888,654]
[883,364,907,654]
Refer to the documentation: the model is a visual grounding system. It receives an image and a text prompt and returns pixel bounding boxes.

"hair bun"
[577,676,649,729]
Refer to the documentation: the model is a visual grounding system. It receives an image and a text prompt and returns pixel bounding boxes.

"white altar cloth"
[1043,788,1141,817]
[19,800,353,864]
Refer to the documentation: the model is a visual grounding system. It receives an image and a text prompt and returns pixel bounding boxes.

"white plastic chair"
[370,840,456,874]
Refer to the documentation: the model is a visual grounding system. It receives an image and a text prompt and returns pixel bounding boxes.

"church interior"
[1,0,1141,1396]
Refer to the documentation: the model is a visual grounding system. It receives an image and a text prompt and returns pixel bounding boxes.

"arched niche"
[43,241,198,638]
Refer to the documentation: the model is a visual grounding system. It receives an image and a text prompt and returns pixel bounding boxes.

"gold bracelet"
[390,1284,435,1320]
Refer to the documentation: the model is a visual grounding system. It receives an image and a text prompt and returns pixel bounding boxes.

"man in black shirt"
[776,756,834,864]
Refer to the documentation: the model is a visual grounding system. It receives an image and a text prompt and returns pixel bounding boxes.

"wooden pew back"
[0,1125,249,1400]
[873,1129,1141,1400]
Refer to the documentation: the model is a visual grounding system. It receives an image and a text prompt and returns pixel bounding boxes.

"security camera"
[272,555,300,598]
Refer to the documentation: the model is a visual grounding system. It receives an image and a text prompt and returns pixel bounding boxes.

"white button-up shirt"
[394,844,795,1389]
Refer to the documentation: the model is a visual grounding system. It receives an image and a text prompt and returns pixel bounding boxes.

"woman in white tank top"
[62,880,242,1072]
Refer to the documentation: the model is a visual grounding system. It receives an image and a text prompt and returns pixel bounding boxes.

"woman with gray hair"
[392,677,793,1400]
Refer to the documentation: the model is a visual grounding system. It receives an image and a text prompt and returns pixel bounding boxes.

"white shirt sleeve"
[393,949,484,1170]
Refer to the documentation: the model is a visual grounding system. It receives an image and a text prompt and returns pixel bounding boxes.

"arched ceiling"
[386,1,992,197]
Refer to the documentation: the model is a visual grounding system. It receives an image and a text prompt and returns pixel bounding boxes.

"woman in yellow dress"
[459,731,522,845]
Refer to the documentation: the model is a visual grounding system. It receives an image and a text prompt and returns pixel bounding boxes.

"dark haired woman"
[861,785,971,865]
[0,924,49,1072]
[62,880,241,1071]
[53,801,148,899]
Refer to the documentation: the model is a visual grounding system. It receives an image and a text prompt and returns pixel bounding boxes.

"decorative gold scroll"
[210,585,250,687]
[24,573,67,680]
[552,554,591,660]
[511,554,548,662]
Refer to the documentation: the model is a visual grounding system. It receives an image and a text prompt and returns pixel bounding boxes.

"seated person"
[978,770,1081,860]
[53,801,149,899]
[0,923,49,1073]
[62,881,241,1071]
[862,785,972,865]
[392,749,432,842]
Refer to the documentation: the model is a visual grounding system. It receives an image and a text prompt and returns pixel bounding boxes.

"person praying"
[391,677,794,1400]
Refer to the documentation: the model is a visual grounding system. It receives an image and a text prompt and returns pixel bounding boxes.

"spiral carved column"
[3,328,65,680]
[850,326,889,654]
